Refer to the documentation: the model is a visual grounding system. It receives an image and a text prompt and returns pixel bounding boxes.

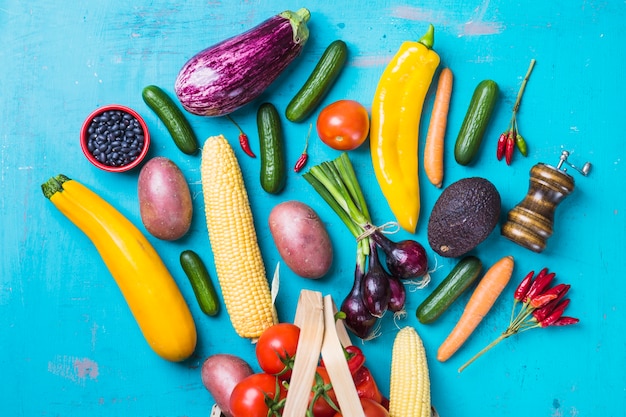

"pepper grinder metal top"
[501,150,591,252]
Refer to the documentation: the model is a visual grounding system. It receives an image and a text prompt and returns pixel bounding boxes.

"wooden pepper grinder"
[501,150,591,252]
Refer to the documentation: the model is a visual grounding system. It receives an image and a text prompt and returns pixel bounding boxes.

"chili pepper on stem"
[293,124,312,172]
[226,115,256,158]
[496,59,535,164]
[458,267,578,372]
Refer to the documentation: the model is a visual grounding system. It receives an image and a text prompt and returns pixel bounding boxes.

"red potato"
[138,156,192,240]
[269,201,333,279]
[201,353,254,417]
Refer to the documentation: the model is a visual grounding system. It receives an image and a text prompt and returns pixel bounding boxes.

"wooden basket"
[210,289,364,417]
[282,289,364,417]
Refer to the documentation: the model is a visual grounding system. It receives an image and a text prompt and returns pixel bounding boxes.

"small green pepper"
[515,133,528,157]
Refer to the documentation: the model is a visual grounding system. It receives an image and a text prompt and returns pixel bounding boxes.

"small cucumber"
[416,256,483,324]
[454,80,499,166]
[257,103,286,194]
[285,40,348,122]
[142,85,199,155]
[180,250,219,316]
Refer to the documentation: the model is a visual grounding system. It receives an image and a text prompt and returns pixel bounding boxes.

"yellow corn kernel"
[200,135,277,339]
[389,326,431,417]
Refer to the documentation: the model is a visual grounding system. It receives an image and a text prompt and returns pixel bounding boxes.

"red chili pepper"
[496,132,507,161]
[525,269,554,303]
[352,366,383,404]
[239,133,256,158]
[514,270,534,301]
[293,153,308,173]
[552,316,579,326]
[505,131,516,165]
[294,124,312,172]
[532,287,570,322]
[539,298,570,327]
[529,293,557,308]
[227,115,256,158]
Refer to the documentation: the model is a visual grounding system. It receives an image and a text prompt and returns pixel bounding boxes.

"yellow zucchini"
[41,174,197,362]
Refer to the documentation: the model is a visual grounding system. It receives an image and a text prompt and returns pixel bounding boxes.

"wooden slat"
[320,295,364,417]
[282,290,325,417]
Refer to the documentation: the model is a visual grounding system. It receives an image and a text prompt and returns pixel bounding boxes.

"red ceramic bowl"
[80,104,150,172]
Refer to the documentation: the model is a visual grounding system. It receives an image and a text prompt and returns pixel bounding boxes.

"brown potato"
[138,156,192,240]
[201,354,253,417]
[269,201,333,279]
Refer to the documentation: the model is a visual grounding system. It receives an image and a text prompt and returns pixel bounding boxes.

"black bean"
[85,108,145,167]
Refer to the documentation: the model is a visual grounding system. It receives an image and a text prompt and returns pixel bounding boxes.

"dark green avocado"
[427,177,501,258]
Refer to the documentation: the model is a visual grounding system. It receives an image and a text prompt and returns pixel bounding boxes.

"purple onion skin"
[387,275,406,313]
[371,231,429,280]
[175,9,310,117]
[362,245,391,318]
[341,265,377,339]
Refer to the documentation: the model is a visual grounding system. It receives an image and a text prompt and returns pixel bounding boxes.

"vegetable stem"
[512,59,536,114]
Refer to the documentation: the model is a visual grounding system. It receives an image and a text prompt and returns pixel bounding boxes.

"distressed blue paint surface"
[1,1,624,416]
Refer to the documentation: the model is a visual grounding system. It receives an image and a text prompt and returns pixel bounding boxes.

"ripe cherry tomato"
[256,323,300,380]
[316,100,370,151]
[333,397,389,417]
[309,366,339,417]
[229,373,286,417]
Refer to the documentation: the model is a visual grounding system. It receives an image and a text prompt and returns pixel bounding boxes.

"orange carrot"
[437,255,515,363]
[424,67,453,188]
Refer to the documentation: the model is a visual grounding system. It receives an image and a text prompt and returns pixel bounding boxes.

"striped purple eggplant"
[175,8,311,117]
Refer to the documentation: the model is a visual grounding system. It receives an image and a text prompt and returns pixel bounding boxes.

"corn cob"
[201,135,277,338]
[389,326,431,417]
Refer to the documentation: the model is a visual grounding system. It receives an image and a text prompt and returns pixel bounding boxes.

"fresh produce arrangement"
[39,7,591,416]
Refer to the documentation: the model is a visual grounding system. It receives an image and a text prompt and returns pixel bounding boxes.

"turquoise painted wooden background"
[1,0,624,416]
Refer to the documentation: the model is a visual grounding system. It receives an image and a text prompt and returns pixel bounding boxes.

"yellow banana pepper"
[370,24,440,233]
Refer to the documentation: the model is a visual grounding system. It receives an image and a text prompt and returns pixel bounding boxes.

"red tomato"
[256,323,300,380]
[316,100,370,150]
[229,373,286,417]
[333,397,390,417]
[309,366,339,417]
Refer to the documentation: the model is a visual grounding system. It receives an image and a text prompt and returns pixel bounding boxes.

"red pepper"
[227,115,256,158]
[553,316,579,326]
[505,131,516,165]
[533,289,569,322]
[525,269,554,303]
[294,123,311,172]
[319,344,365,375]
[496,132,507,161]
[344,345,365,375]
[238,133,256,158]
[352,366,383,404]
[293,153,308,173]
[539,298,570,327]
[513,270,534,301]
[529,293,557,308]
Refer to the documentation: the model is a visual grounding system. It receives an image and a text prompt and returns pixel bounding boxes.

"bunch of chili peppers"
[458,267,579,372]
[496,59,535,165]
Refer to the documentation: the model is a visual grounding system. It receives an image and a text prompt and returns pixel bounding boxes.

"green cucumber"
[180,250,219,316]
[454,80,499,166]
[142,85,199,155]
[257,103,286,194]
[285,40,348,122]
[416,256,483,324]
